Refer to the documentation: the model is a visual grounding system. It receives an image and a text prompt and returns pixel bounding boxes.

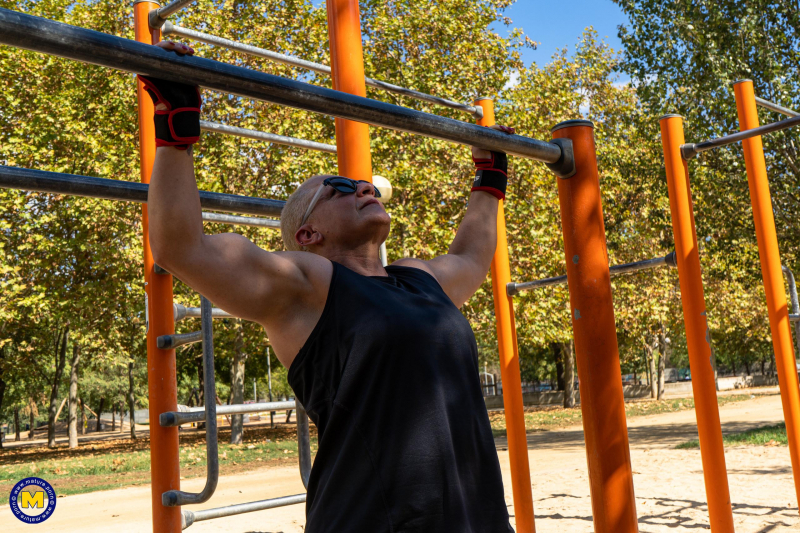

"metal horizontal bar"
[174,303,233,321]
[201,211,281,229]
[161,401,297,426]
[682,114,800,160]
[182,494,306,529]
[200,120,337,154]
[157,330,202,349]
[163,22,482,118]
[790,314,800,323]
[0,10,560,163]
[148,0,195,29]
[755,96,800,118]
[508,252,677,296]
[0,165,285,217]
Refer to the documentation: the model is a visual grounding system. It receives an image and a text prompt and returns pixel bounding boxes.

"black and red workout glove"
[471,150,508,200]
[138,74,201,150]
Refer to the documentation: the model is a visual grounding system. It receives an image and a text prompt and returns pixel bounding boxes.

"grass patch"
[0,424,316,505]
[676,423,787,449]
[489,393,761,438]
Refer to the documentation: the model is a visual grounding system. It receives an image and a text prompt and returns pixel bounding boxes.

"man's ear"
[295,224,323,249]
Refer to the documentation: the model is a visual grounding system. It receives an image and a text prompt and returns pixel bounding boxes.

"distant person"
[141,40,516,533]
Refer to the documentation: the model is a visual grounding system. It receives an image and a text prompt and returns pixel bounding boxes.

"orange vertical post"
[734,79,800,508]
[478,98,535,533]
[134,2,181,532]
[325,0,373,182]
[552,120,638,533]
[660,114,735,532]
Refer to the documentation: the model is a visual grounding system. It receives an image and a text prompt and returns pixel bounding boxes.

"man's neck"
[324,247,386,277]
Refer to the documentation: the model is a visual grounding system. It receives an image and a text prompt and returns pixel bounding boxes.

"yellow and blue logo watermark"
[9,477,56,524]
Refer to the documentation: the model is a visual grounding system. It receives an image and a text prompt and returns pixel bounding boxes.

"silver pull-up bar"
[681,113,800,160]
[0,9,573,175]
[160,400,297,426]
[755,96,800,118]
[200,120,337,154]
[182,494,307,529]
[201,211,281,229]
[163,21,483,119]
[0,165,285,217]
[507,251,677,296]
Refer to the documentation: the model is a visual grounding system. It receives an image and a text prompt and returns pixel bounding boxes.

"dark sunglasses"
[323,176,382,198]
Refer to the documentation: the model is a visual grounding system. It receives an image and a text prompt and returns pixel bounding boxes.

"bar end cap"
[551,119,594,133]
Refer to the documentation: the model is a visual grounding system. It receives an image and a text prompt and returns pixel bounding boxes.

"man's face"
[297,175,391,251]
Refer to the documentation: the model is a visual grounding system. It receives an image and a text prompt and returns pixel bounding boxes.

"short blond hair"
[280,176,325,252]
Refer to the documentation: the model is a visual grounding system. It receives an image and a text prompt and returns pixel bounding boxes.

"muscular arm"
[395,192,498,307]
[148,147,326,325]
[395,126,512,308]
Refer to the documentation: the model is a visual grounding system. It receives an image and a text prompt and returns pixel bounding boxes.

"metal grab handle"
[163,297,219,507]
[782,266,800,357]
[157,330,202,349]
[296,403,312,489]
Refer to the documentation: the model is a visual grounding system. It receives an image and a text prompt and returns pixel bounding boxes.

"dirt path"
[2,393,796,532]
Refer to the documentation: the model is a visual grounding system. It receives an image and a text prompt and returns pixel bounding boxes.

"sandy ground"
[2,393,796,532]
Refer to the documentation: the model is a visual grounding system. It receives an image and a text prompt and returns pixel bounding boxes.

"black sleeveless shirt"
[288,262,514,533]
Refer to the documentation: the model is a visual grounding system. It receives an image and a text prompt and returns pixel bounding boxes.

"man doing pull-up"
[143,40,516,533]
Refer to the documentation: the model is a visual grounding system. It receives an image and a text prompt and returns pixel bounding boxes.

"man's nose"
[356,181,376,197]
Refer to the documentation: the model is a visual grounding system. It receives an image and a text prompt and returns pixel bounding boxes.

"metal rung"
[508,251,677,296]
[160,401,297,427]
[174,303,233,322]
[163,22,482,119]
[182,494,306,529]
[200,121,336,154]
[790,314,799,322]
[157,330,202,349]
[202,211,281,229]
[756,96,800,118]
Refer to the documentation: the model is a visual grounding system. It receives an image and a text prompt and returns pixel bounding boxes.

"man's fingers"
[489,124,515,134]
[155,40,195,56]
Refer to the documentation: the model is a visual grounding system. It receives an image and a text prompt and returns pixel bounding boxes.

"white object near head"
[372,175,392,202]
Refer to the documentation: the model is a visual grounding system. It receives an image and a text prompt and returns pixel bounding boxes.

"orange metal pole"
[478,98,535,533]
[552,120,638,533]
[325,0,373,182]
[659,114,735,532]
[733,79,800,508]
[134,3,181,532]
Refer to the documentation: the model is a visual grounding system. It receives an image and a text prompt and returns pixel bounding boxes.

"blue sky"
[496,0,629,69]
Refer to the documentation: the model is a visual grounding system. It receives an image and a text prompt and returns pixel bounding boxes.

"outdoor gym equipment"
[660,80,800,532]
[0,1,740,532]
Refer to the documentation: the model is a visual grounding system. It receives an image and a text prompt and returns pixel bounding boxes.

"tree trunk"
[14,407,20,441]
[197,349,205,406]
[47,326,69,448]
[80,399,86,435]
[552,342,565,391]
[744,360,752,376]
[67,343,81,449]
[128,361,137,439]
[563,340,576,408]
[111,409,116,431]
[230,322,248,445]
[657,332,671,400]
[0,346,5,448]
[28,401,35,439]
[645,339,657,398]
[96,397,105,432]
